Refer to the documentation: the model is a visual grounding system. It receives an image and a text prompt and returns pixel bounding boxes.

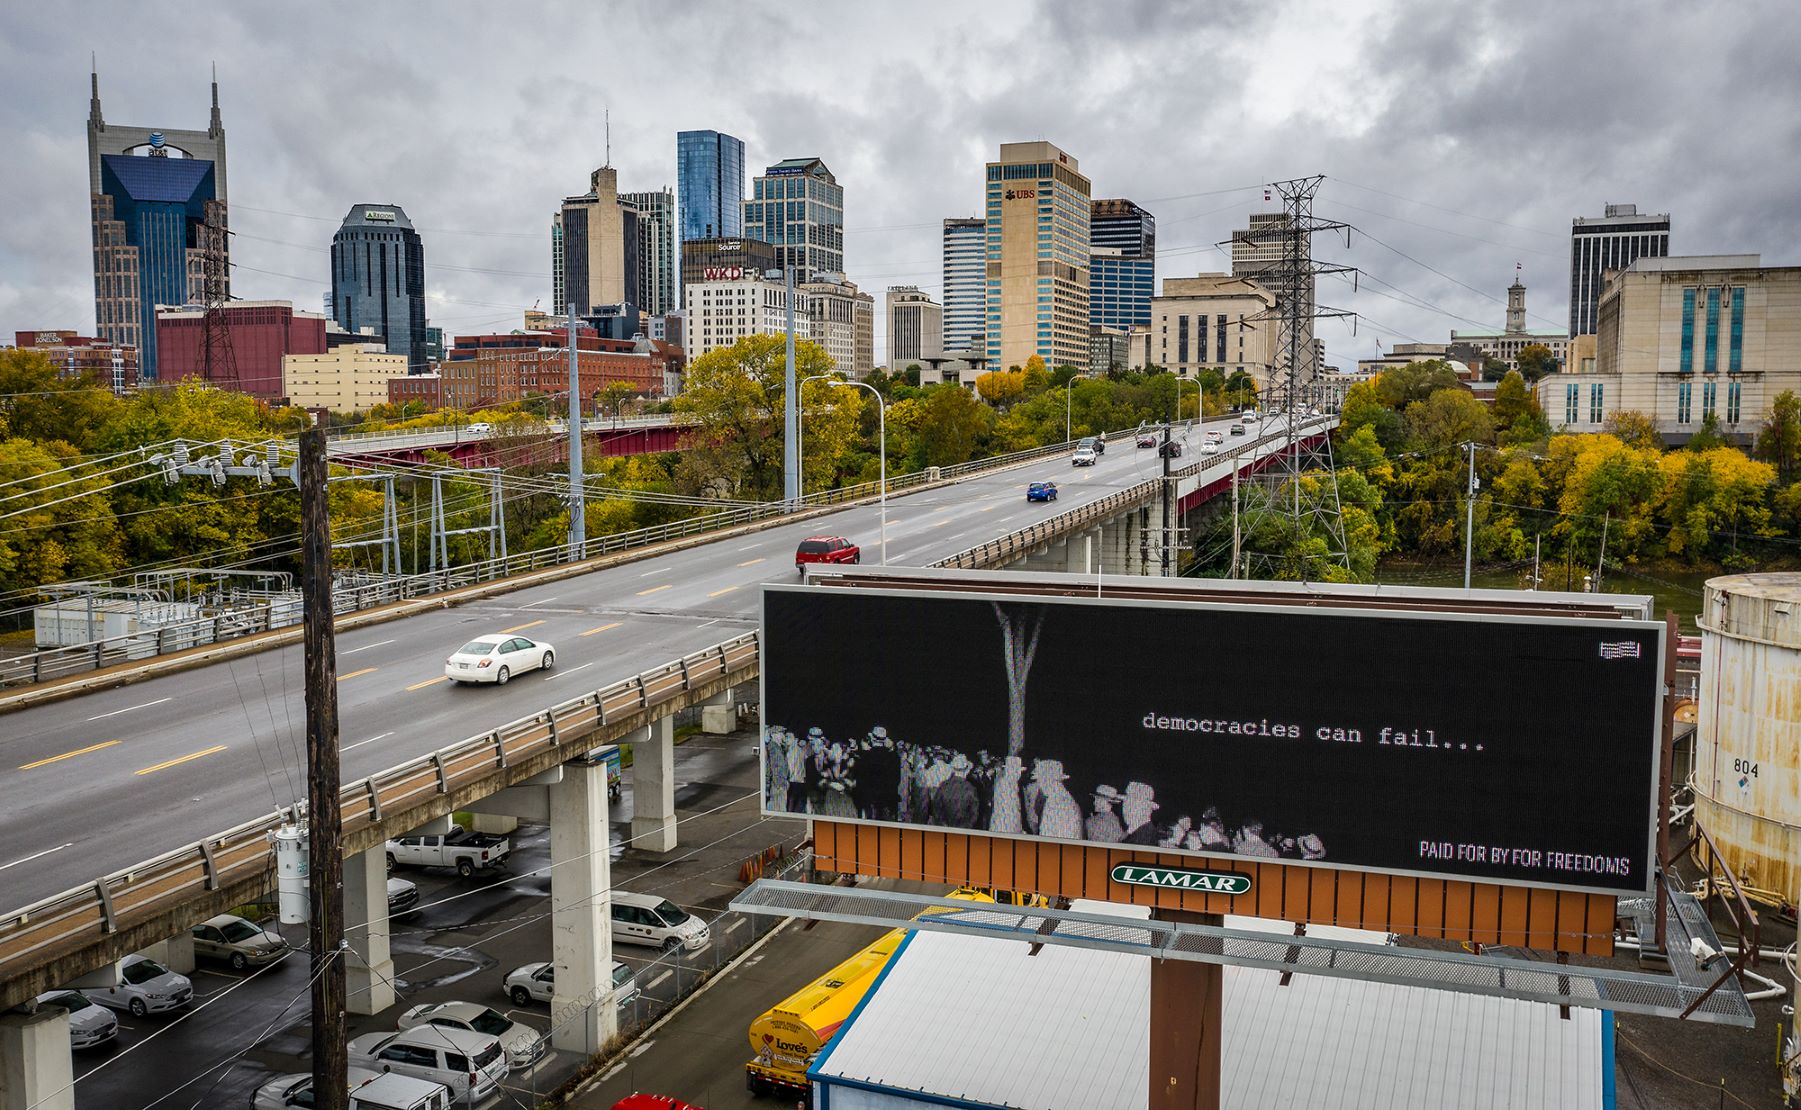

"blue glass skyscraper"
[1089,199,1155,331]
[331,205,428,373]
[677,130,745,245]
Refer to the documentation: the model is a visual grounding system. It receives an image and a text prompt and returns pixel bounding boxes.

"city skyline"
[5,1,1798,372]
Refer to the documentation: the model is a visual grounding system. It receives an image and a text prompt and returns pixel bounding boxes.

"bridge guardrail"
[0,433,1078,690]
[0,634,760,1006]
[323,412,694,449]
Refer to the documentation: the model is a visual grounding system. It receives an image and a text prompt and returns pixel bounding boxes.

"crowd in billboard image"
[761,587,1663,894]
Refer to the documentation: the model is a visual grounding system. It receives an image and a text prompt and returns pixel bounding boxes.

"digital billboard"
[760,585,1664,896]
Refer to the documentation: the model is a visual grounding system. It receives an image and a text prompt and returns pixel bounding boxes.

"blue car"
[1026,481,1058,502]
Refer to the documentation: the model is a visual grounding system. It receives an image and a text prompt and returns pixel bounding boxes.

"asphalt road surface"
[0,417,1259,912]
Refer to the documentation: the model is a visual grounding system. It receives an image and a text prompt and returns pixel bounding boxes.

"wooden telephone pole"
[299,428,348,1109]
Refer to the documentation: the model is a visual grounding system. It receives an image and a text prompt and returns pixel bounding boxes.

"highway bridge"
[323,413,694,466]
[0,415,1329,1104]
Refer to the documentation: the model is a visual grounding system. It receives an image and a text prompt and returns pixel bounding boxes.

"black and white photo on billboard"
[760,586,1664,895]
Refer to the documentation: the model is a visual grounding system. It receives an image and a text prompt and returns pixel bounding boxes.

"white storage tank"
[1695,573,1801,906]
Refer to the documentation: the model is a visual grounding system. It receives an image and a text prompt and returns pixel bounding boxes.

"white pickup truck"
[385,828,510,878]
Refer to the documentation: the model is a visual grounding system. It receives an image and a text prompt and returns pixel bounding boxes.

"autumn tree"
[974,370,1026,409]
[1603,410,1664,451]
[918,384,993,466]
[1756,390,1801,483]
[670,334,838,500]
[1515,344,1558,383]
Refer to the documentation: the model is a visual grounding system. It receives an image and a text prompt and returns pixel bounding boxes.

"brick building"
[12,330,140,394]
[433,329,679,413]
[154,300,328,400]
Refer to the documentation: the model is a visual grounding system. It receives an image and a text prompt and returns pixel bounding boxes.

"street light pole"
[796,372,837,500]
[1065,372,1093,443]
[781,267,799,508]
[834,379,886,565]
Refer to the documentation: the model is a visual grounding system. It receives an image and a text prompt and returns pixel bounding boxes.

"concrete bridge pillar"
[630,717,678,853]
[701,688,735,735]
[549,756,616,1055]
[345,845,396,1015]
[140,933,195,975]
[0,1009,72,1110]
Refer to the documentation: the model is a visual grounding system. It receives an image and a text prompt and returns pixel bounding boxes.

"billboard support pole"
[1150,909,1222,1110]
[1654,611,1679,956]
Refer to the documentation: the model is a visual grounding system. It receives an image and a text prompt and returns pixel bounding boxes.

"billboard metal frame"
[759,573,1667,899]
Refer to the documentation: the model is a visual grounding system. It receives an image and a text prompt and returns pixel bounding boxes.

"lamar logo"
[1110,863,1252,895]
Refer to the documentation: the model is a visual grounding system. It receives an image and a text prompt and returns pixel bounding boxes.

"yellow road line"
[19,740,120,771]
[499,619,546,633]
[406,676,449,691]
[708,586,738,598]
[337,667,377,682]
[636,584,672,596]
[580,623,622,637]
[135,745,226,776]
[737,557,765,567]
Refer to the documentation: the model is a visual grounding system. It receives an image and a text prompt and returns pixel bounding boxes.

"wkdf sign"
[759,584,1664,897]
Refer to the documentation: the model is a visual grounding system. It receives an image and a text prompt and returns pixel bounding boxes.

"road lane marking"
[647,970,672,990]
[406,676,449,691]
[337,667,377,682]
[636,584,672,596]
[522,596,560,607]
[638,567,667,577]
[0,843,72,872]
[19,740,121,771]
[343,732,394,752]
[580,622,622,636]
[736,557,765,567]
[932,520,952,527]
[135,745,226,776]
[708,586,738,598]
[736,543,761,552]
[86,697,170,722]
[342,639,395,655]
[499,619,545,633]
[546,662,596,681]
[978,504,997,512]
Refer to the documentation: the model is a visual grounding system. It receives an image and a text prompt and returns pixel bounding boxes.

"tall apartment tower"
[744,157,843,283]
[1569,203,1670,336]
[984,141,1092,369]
[676,130,745,246]
[941,217,986,355]
[1089,199,1156,330]
[886,286,943,370]
[331,204,428,373]
[87,68,228,382]
[622,187,677,317]
[551,212,565,312]
[560,166,641,320]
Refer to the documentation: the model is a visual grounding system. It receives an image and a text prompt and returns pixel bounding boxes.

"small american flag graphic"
[1599,641,1642,660]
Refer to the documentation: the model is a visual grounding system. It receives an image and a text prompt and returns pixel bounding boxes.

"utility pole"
[1230,468,1241,580]
[567,303,586,558]
[1160,422,1174,576]
[1595,511,1611,593]
[782,267,799,508]
[1462,441,1477,590]
[299,427,347,1110]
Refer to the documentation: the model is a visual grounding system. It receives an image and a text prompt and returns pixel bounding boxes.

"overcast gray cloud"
[4,0,1798,367]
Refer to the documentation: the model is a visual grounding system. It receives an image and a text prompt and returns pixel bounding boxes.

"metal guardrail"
[0,434,1080,690]
[322,413,692,450]
[1667,820,1761,1019]
[0,635,760,1005]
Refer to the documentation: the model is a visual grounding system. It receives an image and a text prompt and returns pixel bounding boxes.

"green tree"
[1685,411,1728,452]
[1481,357,1509,383]
[1338,380,1404,449]
[1515,344,1558,383]
[0,348,123,449]
[0,437,125,597]
[1375,360,1464,409]
[1755,390,1801,483]
[671,334,837,500]
[918,384,994,466]
[1403,388,1494,453]
[1602,410,1664,451]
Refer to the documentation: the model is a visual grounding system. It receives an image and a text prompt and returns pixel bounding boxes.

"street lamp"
[766,267,800,508]
[1065,372,1094,443]
[795,372,839,501]
[1176,375,1203,430]
[832,378,886,566]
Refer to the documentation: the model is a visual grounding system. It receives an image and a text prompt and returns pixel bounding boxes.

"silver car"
[86,954,192,1017]
[250,1066,383,1109]
[191,914,287,971]
[504,960,636,1008]
[444,634,555,685]
[398,1001,545,1069]
[34,991,117,1049]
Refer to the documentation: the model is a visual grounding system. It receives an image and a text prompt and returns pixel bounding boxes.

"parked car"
[1136,431,1157,448]
[347,1026,508,1105]
[34,990,117,1050]
[613,891,710,953]
[398,1001,546,1070]
[444,633,554,685]
[251,1067,384,1109]
[1159,440,1184,458]
[388,876,421,917]
[611,1097,704,1110]
[86,954,192,1018]
[190,913,287,971]
[1025,481,1058,503]
[794,536,860,573]
[386,828,510,878]
[1071,447,1097,467]
[1077,435,1105,455]
[502,960,636,1007]
[347,1072,455,1110]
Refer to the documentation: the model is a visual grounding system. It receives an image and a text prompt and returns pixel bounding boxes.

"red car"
[612,1098,702,1110]
[795,536,861,573]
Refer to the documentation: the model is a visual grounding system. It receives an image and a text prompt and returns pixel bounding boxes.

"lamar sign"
[1110,863,1252,896]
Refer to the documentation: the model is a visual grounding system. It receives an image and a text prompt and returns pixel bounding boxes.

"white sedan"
[445,634,555,685]
[399,1000,546,1069]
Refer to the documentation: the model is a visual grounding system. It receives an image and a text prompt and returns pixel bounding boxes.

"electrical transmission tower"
[198,198,238,390]
[1229,175,1358,581]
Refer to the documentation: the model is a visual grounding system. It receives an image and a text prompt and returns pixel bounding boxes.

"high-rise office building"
[941,217,986,355]
[1089,199,1155,330]
[1231,211,1314,375]
[551,212,565,313]
[801,274,874,377]
[984,142,1092,369]
[87,68,228,383]
[330,204,428,373]
[886,287,943,370]
[684,270,809,360]
[560,166,641,323]
[744,157,843,283]
[623,187,677,317]
[1569,203,1670,336]
[676,130,745,245]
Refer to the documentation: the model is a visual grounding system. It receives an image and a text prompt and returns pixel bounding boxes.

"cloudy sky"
[4,0,1797,369]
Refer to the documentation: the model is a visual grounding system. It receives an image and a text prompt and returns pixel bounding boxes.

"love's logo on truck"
[1109,863,1252,895]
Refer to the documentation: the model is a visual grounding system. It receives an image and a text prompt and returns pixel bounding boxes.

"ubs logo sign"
[1004,188,1038,201]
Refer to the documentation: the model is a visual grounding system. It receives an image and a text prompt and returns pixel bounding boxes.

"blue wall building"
[1089,198,1155,331]
[676,130,745,246]
[330,205,428,373]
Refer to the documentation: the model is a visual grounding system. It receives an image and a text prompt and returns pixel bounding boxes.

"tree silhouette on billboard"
[992,602,1045,757]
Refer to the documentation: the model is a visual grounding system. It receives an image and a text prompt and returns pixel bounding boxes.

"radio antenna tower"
[199,197,238,390]
[1228,175,1358,581]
